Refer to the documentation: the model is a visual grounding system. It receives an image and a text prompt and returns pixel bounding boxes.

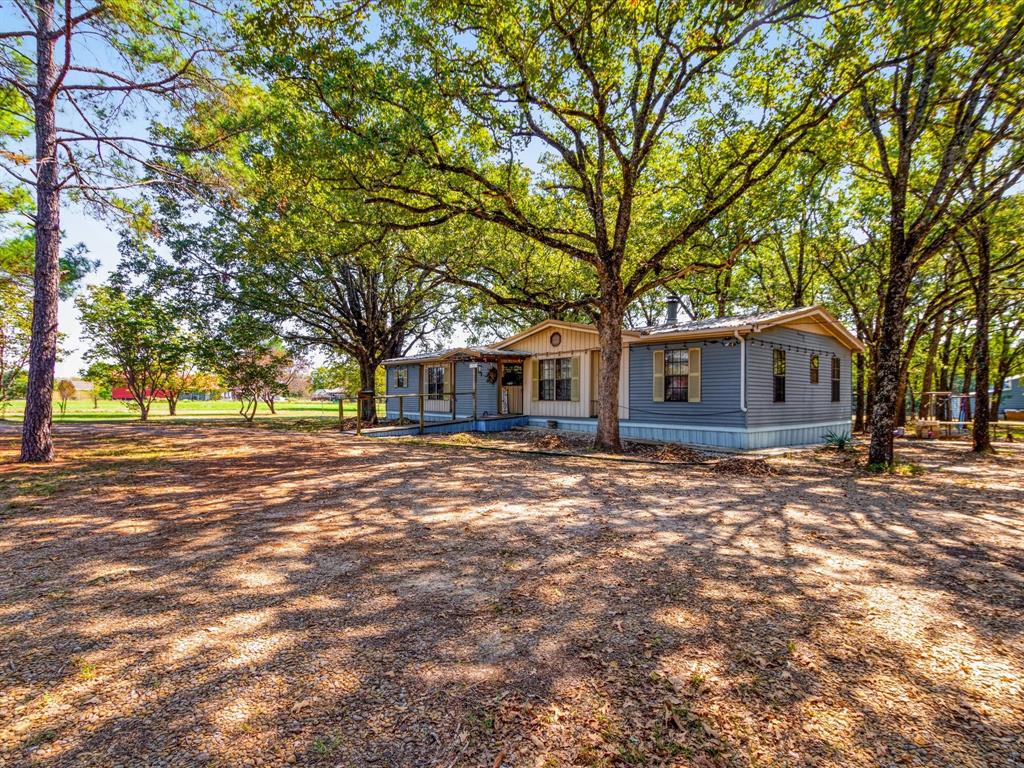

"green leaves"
[234,0,866,322]
[75,282,192,417]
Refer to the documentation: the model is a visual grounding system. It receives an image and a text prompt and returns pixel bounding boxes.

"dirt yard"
[1,425,1022,768]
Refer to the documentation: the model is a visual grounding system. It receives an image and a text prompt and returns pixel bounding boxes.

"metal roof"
[382,346,530,366]
[385,306,863,365]
[633,305,865,352]
[635,307,817,335]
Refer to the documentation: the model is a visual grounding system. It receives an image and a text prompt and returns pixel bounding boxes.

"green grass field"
[0,397,363,423]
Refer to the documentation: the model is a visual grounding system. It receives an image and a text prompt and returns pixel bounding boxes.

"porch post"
[419,364,425,434]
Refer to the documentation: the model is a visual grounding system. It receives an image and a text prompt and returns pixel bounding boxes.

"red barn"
[112,387,169,400]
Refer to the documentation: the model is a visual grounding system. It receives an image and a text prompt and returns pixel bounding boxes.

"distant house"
[383,304,863,450]
[311,388,347,402]
[57,380,95,401]
[180,390,219,401]
[968,374,1024,419]
[1001,376,1024,417]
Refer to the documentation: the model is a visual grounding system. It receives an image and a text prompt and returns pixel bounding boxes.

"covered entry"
[500,362,524,415]
[383,346,530,421]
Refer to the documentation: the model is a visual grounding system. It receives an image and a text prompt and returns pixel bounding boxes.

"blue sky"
[0,2,216,377]
[56,207,119,377]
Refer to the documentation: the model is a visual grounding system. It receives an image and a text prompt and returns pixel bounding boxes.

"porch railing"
[354,389,481,435]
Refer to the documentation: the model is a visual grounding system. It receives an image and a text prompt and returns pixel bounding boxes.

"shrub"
[824,430,854,451]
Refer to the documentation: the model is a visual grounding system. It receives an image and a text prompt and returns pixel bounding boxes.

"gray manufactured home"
[383,305,864,450]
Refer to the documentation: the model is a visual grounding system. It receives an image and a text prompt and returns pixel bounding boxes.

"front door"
[500,363,524,415]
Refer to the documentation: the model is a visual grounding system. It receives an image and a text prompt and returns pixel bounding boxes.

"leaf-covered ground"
[1,424,1021,767]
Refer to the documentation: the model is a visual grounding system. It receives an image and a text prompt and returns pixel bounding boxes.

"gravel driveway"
[1,425,1022,767]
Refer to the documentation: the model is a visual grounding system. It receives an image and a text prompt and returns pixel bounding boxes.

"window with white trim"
[664,349,690,402]
[426,365,445,400]
[538,358,572,401]
[396,367,408,388]
[773,349,786,403]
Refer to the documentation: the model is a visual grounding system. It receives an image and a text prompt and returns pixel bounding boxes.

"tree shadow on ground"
[0,426,1021,767]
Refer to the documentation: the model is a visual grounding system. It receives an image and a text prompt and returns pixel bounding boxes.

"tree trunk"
[946,347,963,415]
[866,344,878,428]
[20,6,60,463]
[167,395,178,416]
[919,312,944,417]
[961,352,974,421]
[895,369,909,428]
[971,222,993,453]
[241,394,257,422]
[261,391,277,414]
[359,357,378,425]
[868,260,912,466]
[594,282,626,452]
[895,327,924,429]
[937,324,955,392]
[716,268,732,317]
[854,352,865,432]
[990,350,1011,420]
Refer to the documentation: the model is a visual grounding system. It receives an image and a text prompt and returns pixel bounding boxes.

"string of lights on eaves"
[647,338,842,358]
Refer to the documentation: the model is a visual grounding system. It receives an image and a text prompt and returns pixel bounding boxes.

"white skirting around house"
[381,409,852,450]
[384,409,509,422]
[526,417,852,451]
[368,415,529,437]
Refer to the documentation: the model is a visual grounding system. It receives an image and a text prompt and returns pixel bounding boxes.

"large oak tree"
[144,86,465,423]
[853,0,1024,465]
[240,0,866,450]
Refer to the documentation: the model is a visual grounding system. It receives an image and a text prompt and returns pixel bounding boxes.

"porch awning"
[382,346,530,366]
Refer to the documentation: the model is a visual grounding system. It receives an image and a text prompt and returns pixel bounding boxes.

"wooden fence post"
[419,393,425,434]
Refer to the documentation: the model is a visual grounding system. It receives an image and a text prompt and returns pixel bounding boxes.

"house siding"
[385,361,499,419]
[997,377,1024,416]
[523,351,588,419]
[628,339,746,428]
[384,363,421,419]
[500,325,600,355]
[378,311,863,449]
[524,417,852,450]
[745,327,852,429]
[386,363,420,397]
[455,361,499,417]
[970,375,1024,418]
